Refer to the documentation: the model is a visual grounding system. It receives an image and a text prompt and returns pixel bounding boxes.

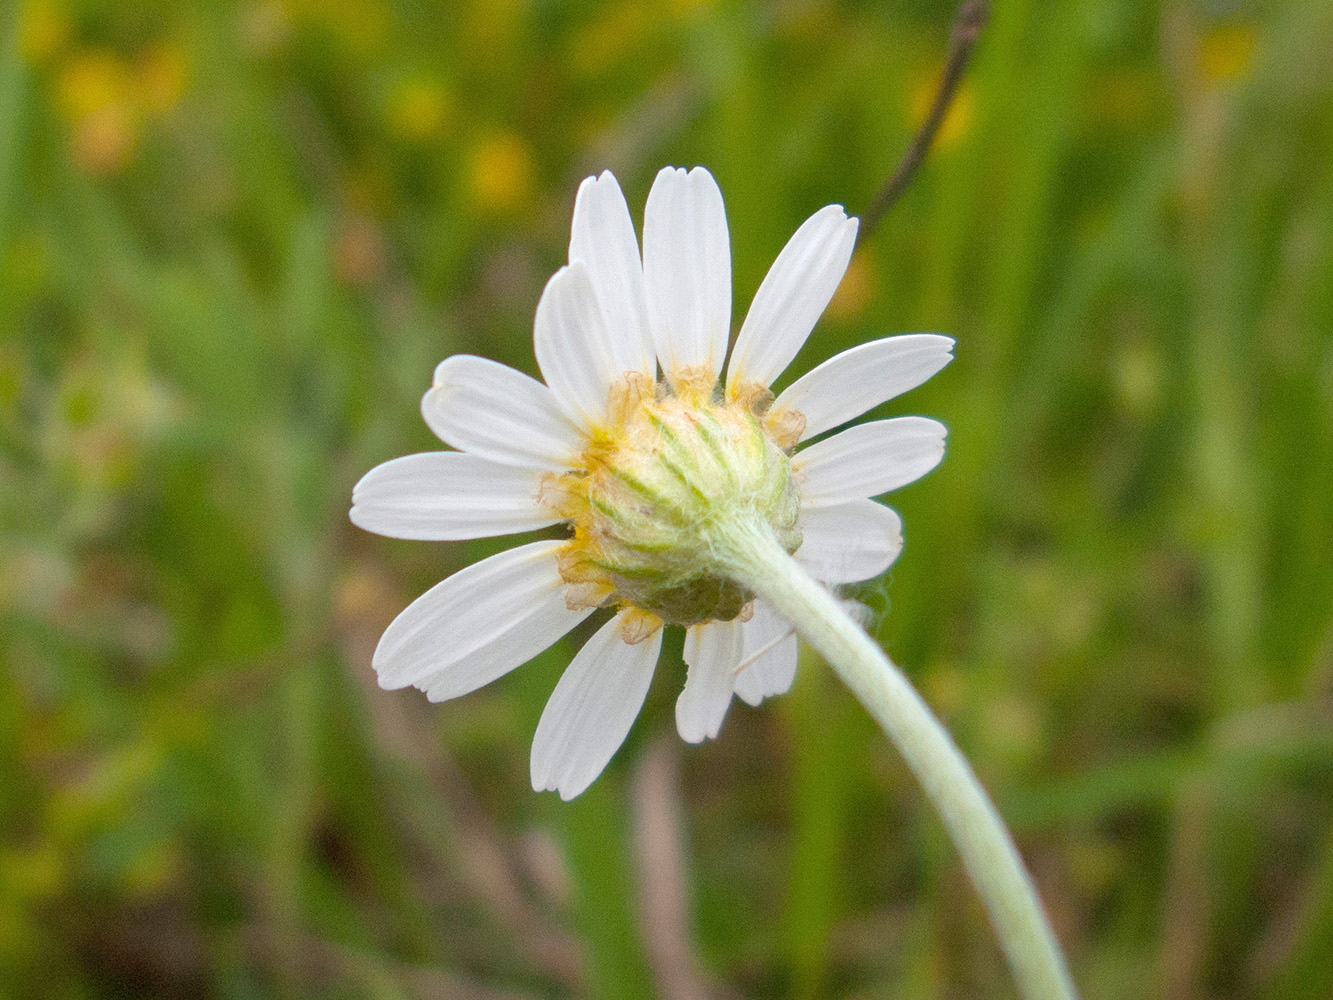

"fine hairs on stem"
[721,523,1079,1000]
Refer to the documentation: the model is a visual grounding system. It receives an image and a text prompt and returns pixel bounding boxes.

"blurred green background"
[2,0,1332,997]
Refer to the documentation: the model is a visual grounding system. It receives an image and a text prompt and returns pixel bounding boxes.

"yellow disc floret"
[546,368,804,632]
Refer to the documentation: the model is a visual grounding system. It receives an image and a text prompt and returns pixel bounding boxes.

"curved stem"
[723,524,1078,1000]
[860,0,991,240]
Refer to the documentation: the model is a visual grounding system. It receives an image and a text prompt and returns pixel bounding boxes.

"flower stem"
[723,524,1078,1000]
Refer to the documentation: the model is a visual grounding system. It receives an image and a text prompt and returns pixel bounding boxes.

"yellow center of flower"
[546,368,806,634]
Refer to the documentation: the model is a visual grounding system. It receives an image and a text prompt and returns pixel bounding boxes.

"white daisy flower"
[351,166,953,800]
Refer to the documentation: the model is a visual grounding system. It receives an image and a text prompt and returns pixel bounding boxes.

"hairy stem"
[723,523,1078,1000]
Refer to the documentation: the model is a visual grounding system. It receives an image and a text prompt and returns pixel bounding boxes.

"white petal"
[423,590,591,702]
[734,601,798,707]
[676,619,743,743]
[373,540,589,691]
[794,417,946,507]
[795,499,903,584]
[726,205,858,393]
[534,263,627,426]
[422,355,583,470]
[642,166,731,378]
[569,171,655,377]
[773,334,955,442]
[531,612,663,800]
[350,452,557,541]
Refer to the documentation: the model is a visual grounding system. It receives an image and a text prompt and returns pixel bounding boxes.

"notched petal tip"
[574,173,599,198]
[578,168,623,192]
[674,704,721,745]
[429,352,489,393]
[675,725,709,746]
[422,357,472,432]
[643,164,732,377]
[529,763,590,802]
[371,640,413,689]
[727,200,859,392]
[917,332,957,363]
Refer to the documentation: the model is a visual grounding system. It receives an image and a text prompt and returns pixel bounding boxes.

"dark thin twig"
[859,0,991,239]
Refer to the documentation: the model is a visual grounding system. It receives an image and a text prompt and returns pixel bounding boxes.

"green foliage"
[1,0,1331,997]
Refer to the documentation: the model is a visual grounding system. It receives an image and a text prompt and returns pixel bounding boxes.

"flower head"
[352,167,953,799]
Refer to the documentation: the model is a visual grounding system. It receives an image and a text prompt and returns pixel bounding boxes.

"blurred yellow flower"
[20,0,70,64]
[53,43,189,175]
[910,70,974,149]
[56,50,132,120]
[824,247,876,322]
[56,51,138,174]
[71,110,138,177]
[1195,22,1257,84]
[466,132,535,216]
[135,43,189,115]
[386,78,452,143]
